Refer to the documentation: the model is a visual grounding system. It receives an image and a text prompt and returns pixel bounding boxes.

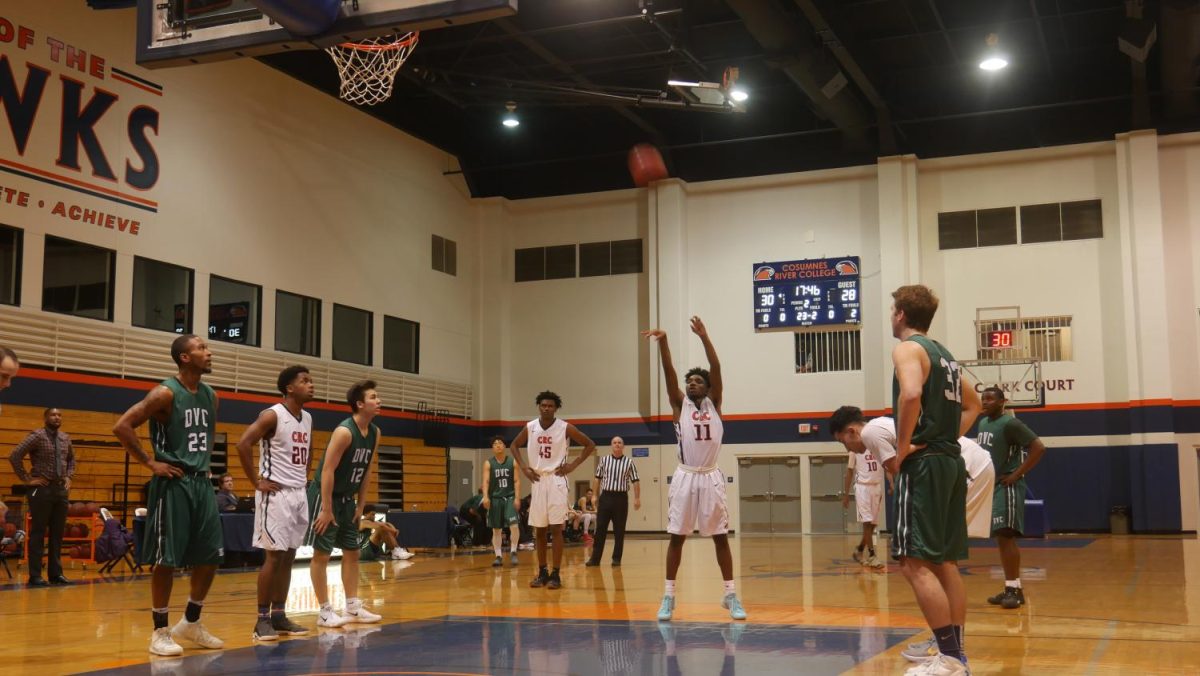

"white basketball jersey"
[848,444,885,485]
[260,403,312,488]
[674,397,723,469]
[860,417,898,465]
[526,418,568,473]
[958,436,992,481]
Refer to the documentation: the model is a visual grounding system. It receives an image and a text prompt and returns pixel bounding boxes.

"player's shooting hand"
[256,478,281,494]
[313,509,336,536]
[689,316,707,336]
[640,329,666,341]
[149,461,184,479]
[523,467,540,483]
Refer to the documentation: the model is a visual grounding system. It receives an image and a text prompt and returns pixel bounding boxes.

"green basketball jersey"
[488,455,515,500]
[976,413,1038,475]
[892,334,963,454]
[314,418,377,496]
[150,377,217,472]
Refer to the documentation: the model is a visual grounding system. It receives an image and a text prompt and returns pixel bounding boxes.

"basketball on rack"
[628,143,669,187]
[78,524,90,538]
[86,502,100,514]
[70,546,82,559]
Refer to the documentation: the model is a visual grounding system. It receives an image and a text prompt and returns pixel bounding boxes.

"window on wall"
[333,303,372,365]
[432,235,457,276]
[209,275,261,346]
[795,329,861,373]
[1061,199,1103,240]
[275,290,321,356]
[545,245,575,279]
[579,239,644,277]
[975,315,1073,362]
[1019,203,1061,243]
[976,207,1017,247]
[0,224,21,306]
[132,257,193,334]
[42,236,115,321]
[384,315,419,373]
[940,201,1102,250]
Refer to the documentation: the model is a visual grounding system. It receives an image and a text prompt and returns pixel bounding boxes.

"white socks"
[664,580,676,597]
[723,580,736,595]
[1006,579,1022,588]
[493,529,503,556]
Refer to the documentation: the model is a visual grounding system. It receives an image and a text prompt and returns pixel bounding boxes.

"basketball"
[628,143,669,187]
[86,502,100,514]
[70,546,82,559]
[69,502,85,517]
[78,524,89,538]
[67,525,81,539]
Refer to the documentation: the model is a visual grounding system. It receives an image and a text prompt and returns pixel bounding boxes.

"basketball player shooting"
[644,316,746,622]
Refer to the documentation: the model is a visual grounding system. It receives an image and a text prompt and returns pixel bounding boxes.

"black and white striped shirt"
[595,454,639,493]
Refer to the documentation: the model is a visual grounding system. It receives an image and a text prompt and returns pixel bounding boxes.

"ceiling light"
[502,101,519,128]
[979,33,1008,71]
[729,87,749,102]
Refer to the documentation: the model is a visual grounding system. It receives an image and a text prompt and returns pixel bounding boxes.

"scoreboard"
[753,256,862,331]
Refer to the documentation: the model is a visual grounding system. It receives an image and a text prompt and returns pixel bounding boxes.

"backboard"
[136,0,518,68]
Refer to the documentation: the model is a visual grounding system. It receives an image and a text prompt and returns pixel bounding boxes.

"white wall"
[1,2,475,382]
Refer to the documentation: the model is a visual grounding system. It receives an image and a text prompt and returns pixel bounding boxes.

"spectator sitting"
[359,511,414,560]
[577,489,598,542]
[216,473,238,512]
[460,488,490,546]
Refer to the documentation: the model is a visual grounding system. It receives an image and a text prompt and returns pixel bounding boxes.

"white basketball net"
[325,32,419,106]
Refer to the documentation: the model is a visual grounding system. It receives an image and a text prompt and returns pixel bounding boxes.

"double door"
[738,457,803,533]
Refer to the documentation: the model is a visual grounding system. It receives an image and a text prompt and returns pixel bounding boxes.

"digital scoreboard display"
[986,329,1015,348]
[753,256,862,330]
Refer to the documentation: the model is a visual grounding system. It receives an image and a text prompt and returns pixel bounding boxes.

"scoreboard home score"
[753,256,862,331]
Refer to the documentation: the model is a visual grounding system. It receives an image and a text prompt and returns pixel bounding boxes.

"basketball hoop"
[325,32,419,106]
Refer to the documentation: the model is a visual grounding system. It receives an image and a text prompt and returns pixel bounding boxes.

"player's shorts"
[254,485,309,550]
[991,478,1025,536]
[140,473,224,567]
[529,474,568,528]
[966,462,996,539]
[487,496,519,528]
[304,488,362,553]
[358,537,383,562]
[854,483,884,524]
[667,466,729,537]
[891,451,968,564]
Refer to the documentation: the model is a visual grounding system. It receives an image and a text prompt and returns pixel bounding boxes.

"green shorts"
[304,488,362,553]
[891,451,968,564]
[991,480,1025,536]
[486,496,519,528]
[358,537,382,561]
[140,473,224,567]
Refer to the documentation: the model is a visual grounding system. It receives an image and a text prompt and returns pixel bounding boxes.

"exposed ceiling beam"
[724,0,871,149]
[791,0,897,153]
[492,18,668,144]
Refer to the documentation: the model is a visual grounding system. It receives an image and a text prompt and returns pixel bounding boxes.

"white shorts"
[254,485,309,550]
[966,462,996,539]
[667,467,729,537]
[854,483,884,524]
[529,474,569,528]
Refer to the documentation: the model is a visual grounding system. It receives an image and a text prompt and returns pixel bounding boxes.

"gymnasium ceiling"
[252,0,1200,200]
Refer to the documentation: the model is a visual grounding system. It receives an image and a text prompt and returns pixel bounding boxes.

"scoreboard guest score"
[753,256,862,331]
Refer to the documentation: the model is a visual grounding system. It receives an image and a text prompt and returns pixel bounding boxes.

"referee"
[585,437,640,566]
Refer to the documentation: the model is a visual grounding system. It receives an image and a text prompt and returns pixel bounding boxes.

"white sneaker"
[317,609,350,628]
[902,636,938,662]
[391,548,414,560]
[149,627,183,656]
[344,603,381,624]
[171,618,224,649]
[905,653,968,676]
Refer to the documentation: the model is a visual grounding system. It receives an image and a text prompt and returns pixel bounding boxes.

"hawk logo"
[835,260,859,275]
[753,265,775,281]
